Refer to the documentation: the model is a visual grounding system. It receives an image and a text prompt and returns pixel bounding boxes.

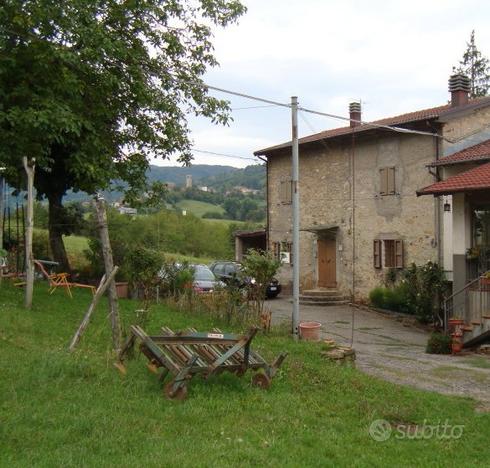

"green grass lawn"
[1,284,489,466]
[176,199,225,218]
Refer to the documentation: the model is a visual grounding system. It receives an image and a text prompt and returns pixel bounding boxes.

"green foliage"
[32,229,50,260]
[0,0,246,265]
[124,246,164,304]
[426,332,452,355]
[240,249,280,322]
[368,287,386,308]
[202,211,225,219]
[369,262,449,322]
[159,261,195,297]
[453,30,490,98]
[85,208,234,281]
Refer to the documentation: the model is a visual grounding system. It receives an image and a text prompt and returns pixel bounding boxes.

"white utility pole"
[291,96,300,339]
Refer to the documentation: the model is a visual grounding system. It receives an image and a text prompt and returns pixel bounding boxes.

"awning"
[417,161,490,196]
[301,224,339,233]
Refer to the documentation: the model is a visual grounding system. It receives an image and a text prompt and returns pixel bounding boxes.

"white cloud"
[154,0,490,168]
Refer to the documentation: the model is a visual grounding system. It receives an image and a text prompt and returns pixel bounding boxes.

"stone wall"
[267,132,439,301]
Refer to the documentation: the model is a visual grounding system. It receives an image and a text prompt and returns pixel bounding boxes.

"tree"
[0,0,246,270]
[453,30,490,98]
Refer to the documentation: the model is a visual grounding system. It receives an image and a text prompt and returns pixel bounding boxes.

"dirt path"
[269,298,490,409]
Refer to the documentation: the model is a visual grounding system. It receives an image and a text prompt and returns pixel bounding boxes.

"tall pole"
[94,194,122,353]
[0,173,4,249]
[291,96,300,339]
[23,157,35,309]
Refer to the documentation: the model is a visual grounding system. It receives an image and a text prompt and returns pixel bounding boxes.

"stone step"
[299,294,346,302]
[302,289,341,297]
[300,299,350,307]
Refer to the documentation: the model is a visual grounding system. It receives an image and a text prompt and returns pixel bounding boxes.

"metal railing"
[443,272,490,332]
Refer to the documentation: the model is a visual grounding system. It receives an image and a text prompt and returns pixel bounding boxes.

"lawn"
[1,284,489,466]
[176,199,225,218]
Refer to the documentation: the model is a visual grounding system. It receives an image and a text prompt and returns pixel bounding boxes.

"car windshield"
[194,266,216,281]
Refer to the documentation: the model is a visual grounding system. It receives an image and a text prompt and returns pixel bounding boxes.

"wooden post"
[68,266,119,352]
[94,195,122,352]
[23,157,35,309]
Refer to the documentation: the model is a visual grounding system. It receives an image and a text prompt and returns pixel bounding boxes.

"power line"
[193,149,258,161]
[184,77,441,139]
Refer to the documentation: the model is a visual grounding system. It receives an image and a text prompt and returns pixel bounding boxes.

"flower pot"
[299,321,322,341]
[115,282,129,299]
[451,339,463,354]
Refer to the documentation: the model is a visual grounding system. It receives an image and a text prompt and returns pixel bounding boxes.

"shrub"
[369,287,387,308]
[202,211,224,219]
[32,229,50,260]
[426,332,452,354]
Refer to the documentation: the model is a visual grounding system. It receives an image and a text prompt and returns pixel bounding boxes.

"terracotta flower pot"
[115,282,129,299]
[299,321,322,341]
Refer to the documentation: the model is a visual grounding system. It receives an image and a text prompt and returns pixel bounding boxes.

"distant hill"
[198,164,265,191]
[146,164,237,186]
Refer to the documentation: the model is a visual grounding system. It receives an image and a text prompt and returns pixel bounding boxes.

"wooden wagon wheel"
[164,382,188,401]
[251,372,271,389]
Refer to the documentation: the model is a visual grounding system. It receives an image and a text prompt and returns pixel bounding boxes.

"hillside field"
[175,199,225,218]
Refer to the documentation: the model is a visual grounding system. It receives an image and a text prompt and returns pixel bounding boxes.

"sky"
[157,0,490,168]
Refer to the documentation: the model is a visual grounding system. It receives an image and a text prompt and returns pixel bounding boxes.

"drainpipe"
[351,132,356,301]
[258,155,269,251]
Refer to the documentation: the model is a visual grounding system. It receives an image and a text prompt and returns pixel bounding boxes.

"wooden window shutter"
[379,168,387,195]
[395,240,404,269]
[285,180,292,204]
[373,240,382,268]
[387,167,395,194]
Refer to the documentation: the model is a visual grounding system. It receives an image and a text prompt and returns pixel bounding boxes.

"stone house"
[255,74,490,305]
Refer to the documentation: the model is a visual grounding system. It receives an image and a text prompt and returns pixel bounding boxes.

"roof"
[429,139,490,166]
[417,161,490,196]
[234,229,266,238]
[255,96,490,156]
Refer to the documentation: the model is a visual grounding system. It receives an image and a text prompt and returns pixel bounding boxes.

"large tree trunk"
[48,192,70,272]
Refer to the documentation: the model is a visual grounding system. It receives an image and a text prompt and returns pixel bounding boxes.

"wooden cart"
[117,325,287,400]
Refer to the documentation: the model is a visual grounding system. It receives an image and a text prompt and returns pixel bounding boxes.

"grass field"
[175,199,225,218]
[1,284,489,466]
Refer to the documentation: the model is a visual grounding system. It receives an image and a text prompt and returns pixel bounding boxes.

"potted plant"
[481,271,490,287]
[451,331,463,354]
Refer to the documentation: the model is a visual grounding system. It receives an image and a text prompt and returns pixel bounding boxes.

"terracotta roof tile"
[255,96,490,155]
[430,139,490,166]
[417,161,490,196]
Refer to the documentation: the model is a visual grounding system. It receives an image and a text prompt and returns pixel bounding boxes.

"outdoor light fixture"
[444,200,451,212]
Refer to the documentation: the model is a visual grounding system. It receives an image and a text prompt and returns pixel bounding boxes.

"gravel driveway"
[269,298,490,410]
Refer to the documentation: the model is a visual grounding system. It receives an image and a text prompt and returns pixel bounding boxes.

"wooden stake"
[23,157,35,309]
[68,266,119,352]
[94,195,122,352]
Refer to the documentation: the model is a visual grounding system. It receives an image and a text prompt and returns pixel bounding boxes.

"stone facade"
[265,105,490,301]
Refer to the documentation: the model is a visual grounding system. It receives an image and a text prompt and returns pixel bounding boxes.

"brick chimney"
[449,74,471,107]
[349,102,361,127]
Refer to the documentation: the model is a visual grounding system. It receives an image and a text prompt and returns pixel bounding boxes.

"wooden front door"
[317,238,336,288]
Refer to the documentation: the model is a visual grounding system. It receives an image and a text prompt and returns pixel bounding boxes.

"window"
[379,167,396,195]
[373,239,403,269]
[272,241,292,264]
[280,179,292,204]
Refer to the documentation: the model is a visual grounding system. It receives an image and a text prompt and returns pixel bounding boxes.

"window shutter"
[272,242,280,260]
[387,167,395,194]
[373,240,381,268]
[395,240,404,269]
[287,242,293,265]
[379,168,387,195]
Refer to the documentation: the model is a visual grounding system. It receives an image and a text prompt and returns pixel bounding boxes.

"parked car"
[159,263,224,293]
[191,264,224,293]
[209,261,282,299]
